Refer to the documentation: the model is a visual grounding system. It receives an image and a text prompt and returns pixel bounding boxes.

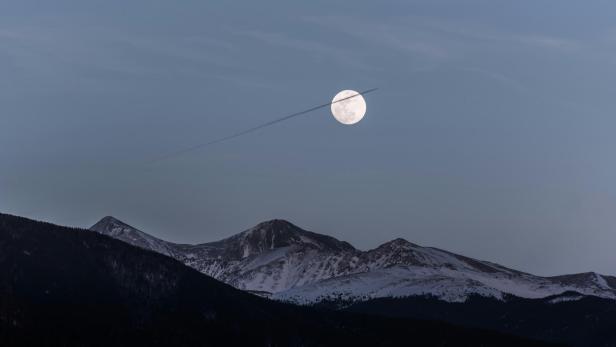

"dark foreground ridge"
[341,294,616,347]
[0,213,560,347]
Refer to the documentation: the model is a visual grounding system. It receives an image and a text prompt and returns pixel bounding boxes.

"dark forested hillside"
[0,213,561,346]
[343,294,616,347]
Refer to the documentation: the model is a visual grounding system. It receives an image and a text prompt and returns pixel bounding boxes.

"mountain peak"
[217,219,355,258]
[89,216,176,257]
[391,237,413,245]
[377,237,418,250]
[91,216,130,230]
[249,219,301,233]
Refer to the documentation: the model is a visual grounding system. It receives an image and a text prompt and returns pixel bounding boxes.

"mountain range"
[3,212,616,346]
[0,212,557,346]
[90,216,616,304]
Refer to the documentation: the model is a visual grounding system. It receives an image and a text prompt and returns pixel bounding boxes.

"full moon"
[331,90,367,125]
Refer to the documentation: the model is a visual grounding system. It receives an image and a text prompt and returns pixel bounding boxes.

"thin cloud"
[511,35,578,50]
[306,14,581,61]
[461,67,527,93]
[304,15,455,60]
[236,29,375,71]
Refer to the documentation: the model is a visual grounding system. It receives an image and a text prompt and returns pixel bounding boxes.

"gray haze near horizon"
[2,1,615,276]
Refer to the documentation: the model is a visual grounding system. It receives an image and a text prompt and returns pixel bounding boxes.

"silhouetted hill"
[342,294,616,347]
[0,213,560,346]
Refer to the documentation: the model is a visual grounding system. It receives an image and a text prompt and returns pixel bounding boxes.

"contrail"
[151,88,378,162]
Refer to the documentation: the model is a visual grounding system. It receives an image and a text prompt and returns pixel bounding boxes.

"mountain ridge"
[4,212,561,346]
[90,216,616,303]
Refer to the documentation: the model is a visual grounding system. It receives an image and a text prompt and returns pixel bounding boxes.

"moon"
[331,90,367,125]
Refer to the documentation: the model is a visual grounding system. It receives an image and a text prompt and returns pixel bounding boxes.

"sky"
[1,0,616,276]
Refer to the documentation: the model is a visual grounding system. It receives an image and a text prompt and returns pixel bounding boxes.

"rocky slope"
[90,216,616,303]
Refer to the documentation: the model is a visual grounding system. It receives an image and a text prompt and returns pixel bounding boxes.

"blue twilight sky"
[1,1,616,276]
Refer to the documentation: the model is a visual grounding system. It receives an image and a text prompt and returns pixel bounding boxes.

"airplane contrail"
[151,88,378,163]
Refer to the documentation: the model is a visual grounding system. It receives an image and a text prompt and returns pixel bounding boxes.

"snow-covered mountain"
[90,216,178,257]
[90,216,616,303]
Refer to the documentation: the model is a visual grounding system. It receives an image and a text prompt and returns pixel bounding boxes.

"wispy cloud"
[0,23,248,81]
[304,15,456,60]
[305,14,581,62]
[236,29,375,71]
[510,35,578,50]
[460,67,527,93]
